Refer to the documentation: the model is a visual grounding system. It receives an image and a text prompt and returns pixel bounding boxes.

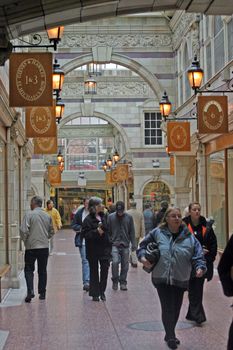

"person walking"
[137,207,206,349]
[71,197,90,292]
[20,196,54,303]
[183,202,217,325]
[126,201,145,267]
[154,201,169,227]
[81,197,112,301]
[143,203,155,234]
[108,201,136,291]
[45,199,62,253]
[218,234,233,350]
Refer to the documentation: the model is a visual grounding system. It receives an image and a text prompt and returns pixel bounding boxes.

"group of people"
[20,195,233,349]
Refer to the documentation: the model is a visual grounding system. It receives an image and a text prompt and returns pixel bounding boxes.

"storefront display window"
[207,151,226,249]
[143,181,170,212]
[227,149,233,241]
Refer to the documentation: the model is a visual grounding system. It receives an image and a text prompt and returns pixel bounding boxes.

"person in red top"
[183,202,217,325]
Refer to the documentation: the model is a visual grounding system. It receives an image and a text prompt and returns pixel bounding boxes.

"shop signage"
[167,122,190,152]
[26,105,56,137]
[33,137,57,154]
[48,165,61,185]
[9,53,53,107]
[198,96,228,133]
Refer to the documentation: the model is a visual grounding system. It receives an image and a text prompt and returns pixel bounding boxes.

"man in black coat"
[71,197,90,291]
[218,235,233,350]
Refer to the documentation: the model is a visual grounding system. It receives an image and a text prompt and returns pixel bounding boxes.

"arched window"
[214,16,225,73]
[227,17,233,60]
[184,43,191,100]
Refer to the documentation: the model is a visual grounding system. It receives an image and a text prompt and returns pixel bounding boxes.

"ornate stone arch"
[184,161,196,188]
[139,177,174,198]
[62,53,163,99]
[59,111,131,155]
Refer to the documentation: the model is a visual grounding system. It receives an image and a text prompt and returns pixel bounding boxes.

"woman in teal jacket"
[137,207,206,350]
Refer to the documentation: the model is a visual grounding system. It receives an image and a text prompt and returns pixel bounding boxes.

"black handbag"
[143,242,160,273]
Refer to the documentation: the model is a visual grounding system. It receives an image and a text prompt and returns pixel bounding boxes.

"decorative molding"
[172,13,195,50]
[61,33,172,49]
[62,81,153,97]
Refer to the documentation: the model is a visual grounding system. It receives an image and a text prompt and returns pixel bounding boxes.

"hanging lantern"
[159,91,172,119]
[84,76,97,94]
[113,150,120,163]
[53,59,65,96]
[55,97,65,120]
[187,55,204,93]
[57,150,63,163]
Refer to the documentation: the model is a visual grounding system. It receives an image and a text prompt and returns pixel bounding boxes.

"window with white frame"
[214,16,225,73]
[144,112,162,145]
[227,18,233,60]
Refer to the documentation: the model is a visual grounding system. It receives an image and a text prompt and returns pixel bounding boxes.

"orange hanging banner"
[170,155,175,175]
[9,53,53,107]
[198,96,228,134]
[33,137,57,154]
[48,165,61,185]
[26,105,57,138]
[116,164,129,181]
[167,121,191,152]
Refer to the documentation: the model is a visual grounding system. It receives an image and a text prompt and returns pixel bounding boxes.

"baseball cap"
[116,201,125,213]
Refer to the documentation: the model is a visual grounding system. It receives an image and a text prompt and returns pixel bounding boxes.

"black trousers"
[227,319,233,350]
[186,277,206,323]
[24,248,49,295]
[88,258,109,297]
[156,284,185,340]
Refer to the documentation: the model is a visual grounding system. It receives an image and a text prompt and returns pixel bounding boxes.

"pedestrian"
[20,196,54,303]
[218,234,233,350]
[183,202,217,325]
[143,203,155,234]
[71,197,90,292]
[137,207,206,349]
[108,200,136,291]
[126,201,145,267]
[44,199,62,253]
[154,200,169,227]
[81,197,112,301]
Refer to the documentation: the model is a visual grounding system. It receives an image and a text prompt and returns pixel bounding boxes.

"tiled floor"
[0,229,231,350]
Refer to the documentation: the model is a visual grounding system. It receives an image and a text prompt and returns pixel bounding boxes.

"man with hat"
[108,201,136,291]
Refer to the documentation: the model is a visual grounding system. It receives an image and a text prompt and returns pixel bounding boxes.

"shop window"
[227,18,233,60]
[214,16,225,73]
[143,181,170,211]
[207,151,226,249]
[227,149,233,241]
[144,112,162,146]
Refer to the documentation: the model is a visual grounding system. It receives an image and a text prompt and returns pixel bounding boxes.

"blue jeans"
[79,244,90,286]
[111,246,130,285]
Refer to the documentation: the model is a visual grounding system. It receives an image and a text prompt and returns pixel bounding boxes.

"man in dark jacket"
[218,235,233,350]
[108,201,136,291]
[71,197,90,291]
[154,201,169,227]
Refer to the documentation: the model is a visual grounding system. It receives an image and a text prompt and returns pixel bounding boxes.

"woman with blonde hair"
[137,207,206,349]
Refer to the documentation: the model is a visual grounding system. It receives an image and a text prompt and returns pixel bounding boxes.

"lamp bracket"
[195,77,233,95]
[12,34,57,51]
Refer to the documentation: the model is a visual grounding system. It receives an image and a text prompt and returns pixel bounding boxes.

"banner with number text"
[198,96,228,133]
[26,105,56,137]
[48,165,61,185]
[33,137,57,154]
[167,122,190,152]
[9,53,53,107]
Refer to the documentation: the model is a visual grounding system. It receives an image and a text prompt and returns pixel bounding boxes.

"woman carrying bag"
[137,207,206,349]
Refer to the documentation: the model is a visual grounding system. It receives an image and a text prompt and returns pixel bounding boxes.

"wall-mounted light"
[187,55,204,94]
[159,91,171,119]
[57,150,63,163]
[53,59,65,97]
[55,96,65,124]
[13,26,64,51]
